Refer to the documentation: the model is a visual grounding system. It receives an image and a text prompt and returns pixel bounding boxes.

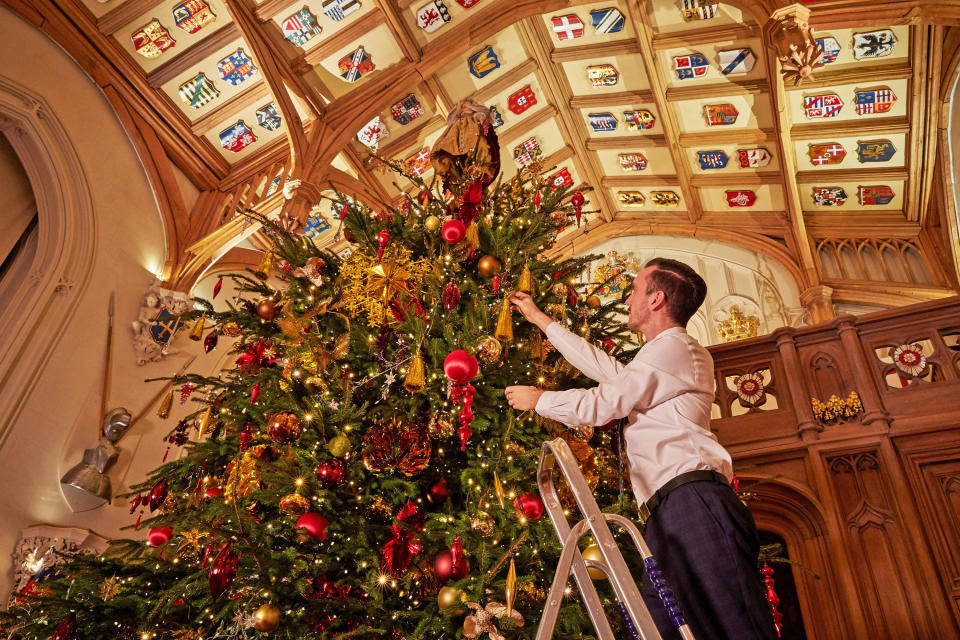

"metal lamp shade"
[59,444,117,512]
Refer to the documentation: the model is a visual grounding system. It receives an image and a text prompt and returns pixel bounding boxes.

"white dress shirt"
[534,323,733,505]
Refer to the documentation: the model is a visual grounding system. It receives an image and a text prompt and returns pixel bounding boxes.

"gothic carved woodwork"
[762,5,824,86]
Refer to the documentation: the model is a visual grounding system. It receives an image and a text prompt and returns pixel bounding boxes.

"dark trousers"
[638,480,778,640]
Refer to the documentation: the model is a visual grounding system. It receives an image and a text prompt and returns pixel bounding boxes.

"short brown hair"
[643,258,707,326]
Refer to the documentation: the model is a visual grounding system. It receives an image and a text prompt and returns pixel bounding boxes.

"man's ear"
[650,290,666,310]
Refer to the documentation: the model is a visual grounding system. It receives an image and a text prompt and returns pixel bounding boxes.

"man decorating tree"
[505,258,777,640]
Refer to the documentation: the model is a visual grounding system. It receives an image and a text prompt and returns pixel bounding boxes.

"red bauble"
[441,220,466,244]
[443,349,478,384]
[316,459,346,488]
[376,229,390,262]
[428,477,453,503]
[203,331,218,353]
[204,486,224,499]
[209,545,239,600]
[297,512,329,540]
[514,491,544,520]
[50,613,77,640]
[148,477,168,511]
[434,549,469,582]
[442,281,461,311]
[148,526,173,547]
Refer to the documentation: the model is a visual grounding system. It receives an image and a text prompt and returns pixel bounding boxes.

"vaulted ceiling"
[6,0,960,314]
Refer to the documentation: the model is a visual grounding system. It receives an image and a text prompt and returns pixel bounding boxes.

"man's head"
[624,258,707,332]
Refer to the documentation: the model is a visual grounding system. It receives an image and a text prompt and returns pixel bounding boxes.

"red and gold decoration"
[404,350,427,393]
[267,412,302,443]
[891,343,927,377]
[494,299,513,343]
[327,433,351,457]
[434,537,469,582]
[296,512,329,540]
[442,219,467,244]
[811,391,863,423]
[148,526,173,547]
[341,245,431,327]
[505,559,517,616]
[362,417,430,476]
[279,493,310,515]
[253,603,281,632]
[316,459,346,488]
[50,613,77,640]
[513,492,544,521]
[438,586,462,609]
[463,601,525,639]
[257,299,280,321]
[424,215,441,232]
[734,372,765,406]
[382,500,424,578]
[477,255,502,279]
[570,191,585,227]
[761,564,783,637]
[516,264,534,294]
[444,349,479,451]
[208,544,238,600]
[581,543,607,580]
[476,335,501,364]
[443,281,461,311]
[189,315,205,341]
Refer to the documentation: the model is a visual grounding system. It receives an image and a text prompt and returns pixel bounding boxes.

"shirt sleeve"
[534,339,690,426]
[545,322,624,384]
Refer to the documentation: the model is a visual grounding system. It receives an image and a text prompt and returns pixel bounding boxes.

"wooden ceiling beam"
[423,75,454,114]
[677,128,777,146]
[586,135,668,150]
[97,0,168,35]
[292,10,385,71]
[377,114,446,159]
[790,116,910,139]
[908,25,942,226]
[698,211,789,234]
[807,1,960,29]
[548,40,643,63]
[254,0,300,22]
[690,171,783,186]
[147,23,241,89]
[805,211,919,236]
[624,0,702,224]
[188,79,270,135]
[602,175,682,187]
[795,167,910,182]
[518,19,616,222]
[651,23,760,50]
[666,79,768,101]
[568,89,655,108]
[494,104,559,147]
[794,61,911,90]
[374,0,423,62]
[465,59,539,105]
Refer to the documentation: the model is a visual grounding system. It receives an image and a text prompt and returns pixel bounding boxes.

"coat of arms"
[681,0,718,21]
[256,104,282,131]
[808,143,846,166]
[218,49,257,85]
[549,168,573,190]
[854,88,896,115]
[624,110,655,130]
[618,153,647,172]
[590,8,624,33]
[674,53,708,79]
[856,140,896,163]
[282,8,323,47]
[737,148,771,168]
[705,104,738,126]
[219,120,257,152]
[303,214,330,240]
[618,191,645,205]
[417,0,450,32]
[338,47,374,82]
[468,45,500,78]
[551,14,584,40]
[812,187,848,206]
[322,0,361,21]
[853,29,897,59]
[697,150,728,169]
[816,36,841,63]
[357,116,389,147]
[588,113,617,132]
[405,148,431,176]
[587,64,619,87]
[651,191,680,207]
[178,73,219,109]
[725,190,756,207]
[173,1,216,34]
[507,85,537,115]
[858,185,895,205]
[718,48,755,75]
[513,137,542,165]
[391,95,424,124]
[131,20,175,58]
[803,94,843,118]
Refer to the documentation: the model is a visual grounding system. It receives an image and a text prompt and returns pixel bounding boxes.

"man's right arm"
[510,292,623,383]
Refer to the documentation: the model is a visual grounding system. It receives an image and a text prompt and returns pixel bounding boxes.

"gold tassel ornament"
[465,222,480,250]
[196,406,212,439]
[493,471,505,508]
[157,388,174,419]
[505,558,517,617]
[254,251,274,279]
[404,350,427,393]
[189,316,205,341]
[517,263,534,295]
[494,298,513,342]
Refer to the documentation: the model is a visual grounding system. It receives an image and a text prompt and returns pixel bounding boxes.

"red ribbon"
[381,501,424,578]
[450,383,476,451]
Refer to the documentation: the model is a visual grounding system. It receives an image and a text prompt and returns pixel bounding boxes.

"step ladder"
[535,437,695,640]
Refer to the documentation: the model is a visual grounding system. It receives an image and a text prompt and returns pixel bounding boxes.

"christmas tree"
[3,102,642,640]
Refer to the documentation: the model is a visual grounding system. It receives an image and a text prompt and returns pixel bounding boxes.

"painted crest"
[808,142,846,166]
[737,148,771,168]
[282,7,323,47]
[673,53,708,80]
[681,0,718,21]
[587,64,619,87]
[178,73,219,109]
[853,29,897,60]
[391,94,424,124]
[357,116,389,147]
[150,308,184,345]
[624,109,656,130]
[856,139,896,163]
[173,1,216,34]
[131,20,175,58]
[256,104,282,131]
[718,48,756,75]
[489,105,504,128]
[697,150,728,169]
[322,0,361,21]
[854,88,896,115]
[858,185,895,205]
[219,120,257,153]
[549,168,574,190]
[705,103,738,126]
[456,0,481,7]
[803,94,843,118]
[618,191,645,205]
[551,14,584,40]
[507,85,537,114]
[725,190,756,207]
[416,0,450,32]
[812,187,848,206]
[618,153,648,172]
[588,112,617,132]
[816,36,841,64]
[218,49,257,85]
[590,8,624,33]
[338,47,374,82]
[651,191,680,207]
[513,137,542,165]
[468,45,500,78]
[405,148,431,176]
[303,214,330,241]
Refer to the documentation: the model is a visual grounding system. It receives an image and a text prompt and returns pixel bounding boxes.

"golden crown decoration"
[717,306,759,343]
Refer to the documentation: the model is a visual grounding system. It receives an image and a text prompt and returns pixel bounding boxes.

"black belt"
[638,469,729,525]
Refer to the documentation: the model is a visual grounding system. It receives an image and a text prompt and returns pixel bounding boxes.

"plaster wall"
[0,6,202,597]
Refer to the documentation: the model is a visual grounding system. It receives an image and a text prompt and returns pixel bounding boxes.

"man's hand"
[505,385,543,411]
[510,292,553,332]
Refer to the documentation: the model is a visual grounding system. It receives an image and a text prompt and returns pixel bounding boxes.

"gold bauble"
[476,336,501,364]
[551,282,568,298]
[327,434,351,457]
[157,388,173,419]
[581,544,607,580]
[222,321,242,337]
[253,603,280,632]
[437,586,461,608]
[477,255,502,279]
[424,215,441,232]
[279,493,310,516]
[429,415,455,439]
[189,316,205,341]
[257,299,279,321]
[586,295,602,309]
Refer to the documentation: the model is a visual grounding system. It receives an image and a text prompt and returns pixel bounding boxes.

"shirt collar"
[646,326,686,344]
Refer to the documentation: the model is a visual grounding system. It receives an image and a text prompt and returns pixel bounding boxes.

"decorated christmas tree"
[3,102,644,640]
